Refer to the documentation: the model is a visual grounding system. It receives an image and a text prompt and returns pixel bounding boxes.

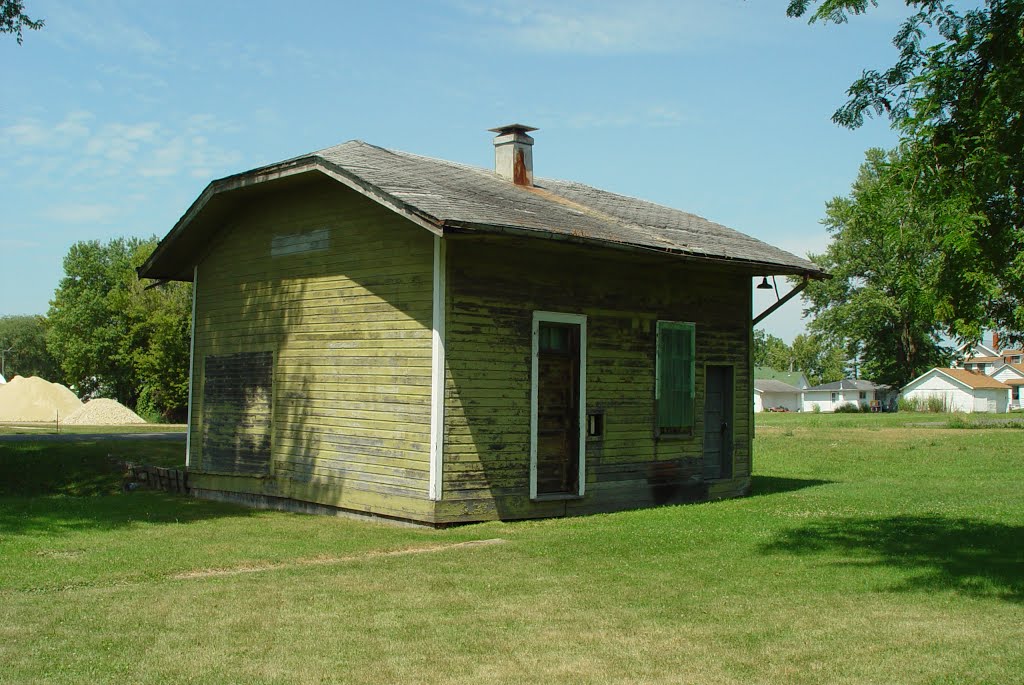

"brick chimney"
[489,124,537,186]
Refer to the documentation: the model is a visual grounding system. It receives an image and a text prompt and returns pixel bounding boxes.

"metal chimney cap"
[488,124,538,135]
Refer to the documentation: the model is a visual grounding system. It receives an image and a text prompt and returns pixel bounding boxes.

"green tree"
[114,241,192,422]
[753,329,794,370]
[790,333,846,386]
[1,0,42,43]
[0,315,60,381]
[801,149,954,388]
[47,237,192,419]
[788,0,1024,343]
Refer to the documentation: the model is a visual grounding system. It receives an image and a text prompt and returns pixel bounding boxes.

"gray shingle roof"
[315,141,819,272]
[139,139,824,281]
[754,379,803,393]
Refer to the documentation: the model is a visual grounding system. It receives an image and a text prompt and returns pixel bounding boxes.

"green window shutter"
[656,322,695,431]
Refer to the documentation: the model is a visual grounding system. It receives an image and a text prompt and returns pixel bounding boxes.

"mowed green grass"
[1,419,1021,684]
[0,423,187,435]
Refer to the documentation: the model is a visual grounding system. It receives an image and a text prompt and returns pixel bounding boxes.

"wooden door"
[535,322,581,495]
[703,365,733,480]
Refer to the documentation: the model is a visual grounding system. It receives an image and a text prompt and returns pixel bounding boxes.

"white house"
[956,337,1024,375]
[754,379,803,412]
[991,363,1024,411]
[802,379,887,413]
[901,368,1010,413]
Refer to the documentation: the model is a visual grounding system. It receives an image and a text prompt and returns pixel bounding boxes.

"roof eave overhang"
[139,157,827,283]
[932,369,998,392]
[137,157,445,282]
[442,220,827,279]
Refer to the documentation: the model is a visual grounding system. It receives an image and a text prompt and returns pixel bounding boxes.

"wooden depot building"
[139,125,824,525]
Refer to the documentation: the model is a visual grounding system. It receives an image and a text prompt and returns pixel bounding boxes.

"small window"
[539,324,571,353]
[656,321,695,434]
[586,410,604,439]
[859,391,867,400]
[831,392,839,403]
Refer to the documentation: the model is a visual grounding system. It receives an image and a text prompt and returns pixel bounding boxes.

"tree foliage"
[1,0,42,43]
[789,0,1024,343]
[753,328,847,385]
[790,333,847,386]
[753,329,793,370]
[801,148,954,388]
[47,238,191,420]
[0,315,60,381]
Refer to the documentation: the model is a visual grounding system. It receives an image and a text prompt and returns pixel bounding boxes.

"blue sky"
[1,0,910,341]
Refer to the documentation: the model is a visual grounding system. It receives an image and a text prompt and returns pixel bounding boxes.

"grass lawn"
[0,423,186,435]
[1,417,1021,684]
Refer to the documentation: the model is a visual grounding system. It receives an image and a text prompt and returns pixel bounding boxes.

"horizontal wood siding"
[189,178,435,521]
[439,236,752,523]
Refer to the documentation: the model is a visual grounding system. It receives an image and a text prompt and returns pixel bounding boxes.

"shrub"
[897,396,919,412]
[835,403,861,413]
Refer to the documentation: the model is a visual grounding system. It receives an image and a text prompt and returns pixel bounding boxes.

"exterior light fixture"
[757,276,773,290]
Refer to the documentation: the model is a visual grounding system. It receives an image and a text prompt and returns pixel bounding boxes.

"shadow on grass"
[749,475,832,497]
[0,491,255,537]
[0,440,186,497]
[0,440,255,536]
[762,515,1024,603]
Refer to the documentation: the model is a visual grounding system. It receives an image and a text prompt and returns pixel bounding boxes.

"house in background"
[991,363,1024,410]
[801,379,889,412]
[901,368,1010,413]
[753,379,803,412]
[956,334,1024,374]
[138,125,823,525]
[754,366,810,389]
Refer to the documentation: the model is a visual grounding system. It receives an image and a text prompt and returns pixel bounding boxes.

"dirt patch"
[172,538,507,580]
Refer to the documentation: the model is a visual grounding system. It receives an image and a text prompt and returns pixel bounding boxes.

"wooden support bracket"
[753,276,809,326]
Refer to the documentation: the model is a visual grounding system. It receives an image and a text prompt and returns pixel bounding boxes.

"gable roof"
[939,368,1009,389]
[139,139,825,281]
[906,368,1010,391]
[754,367,809,388]
[754,379,802,394]
[964,355,1000,364]
[960,341,999,358]
[992,362,1024,379]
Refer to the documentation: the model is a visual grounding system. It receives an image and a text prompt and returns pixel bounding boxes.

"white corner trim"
[529,311,588,499]
[185,265,198,468]
[428,236,447,501]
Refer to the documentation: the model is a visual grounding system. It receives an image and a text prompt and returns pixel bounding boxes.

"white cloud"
[2,111,242,184]
[449,0,752,54]
[40,203,120,224]
[5,120,49,146]
[50,2,166,58]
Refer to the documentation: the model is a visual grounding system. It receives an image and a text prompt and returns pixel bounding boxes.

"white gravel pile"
[62,398,147,425]
[0,375,84,422]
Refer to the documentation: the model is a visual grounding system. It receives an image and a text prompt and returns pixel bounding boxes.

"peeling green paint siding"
[439,236,752,523]
[189,179,436,520]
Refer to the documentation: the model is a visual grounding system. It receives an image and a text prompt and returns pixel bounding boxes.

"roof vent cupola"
[489,124,537,186]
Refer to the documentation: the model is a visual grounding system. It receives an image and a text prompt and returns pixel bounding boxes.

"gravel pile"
[62,398,147,425]
[0,375,84,422]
